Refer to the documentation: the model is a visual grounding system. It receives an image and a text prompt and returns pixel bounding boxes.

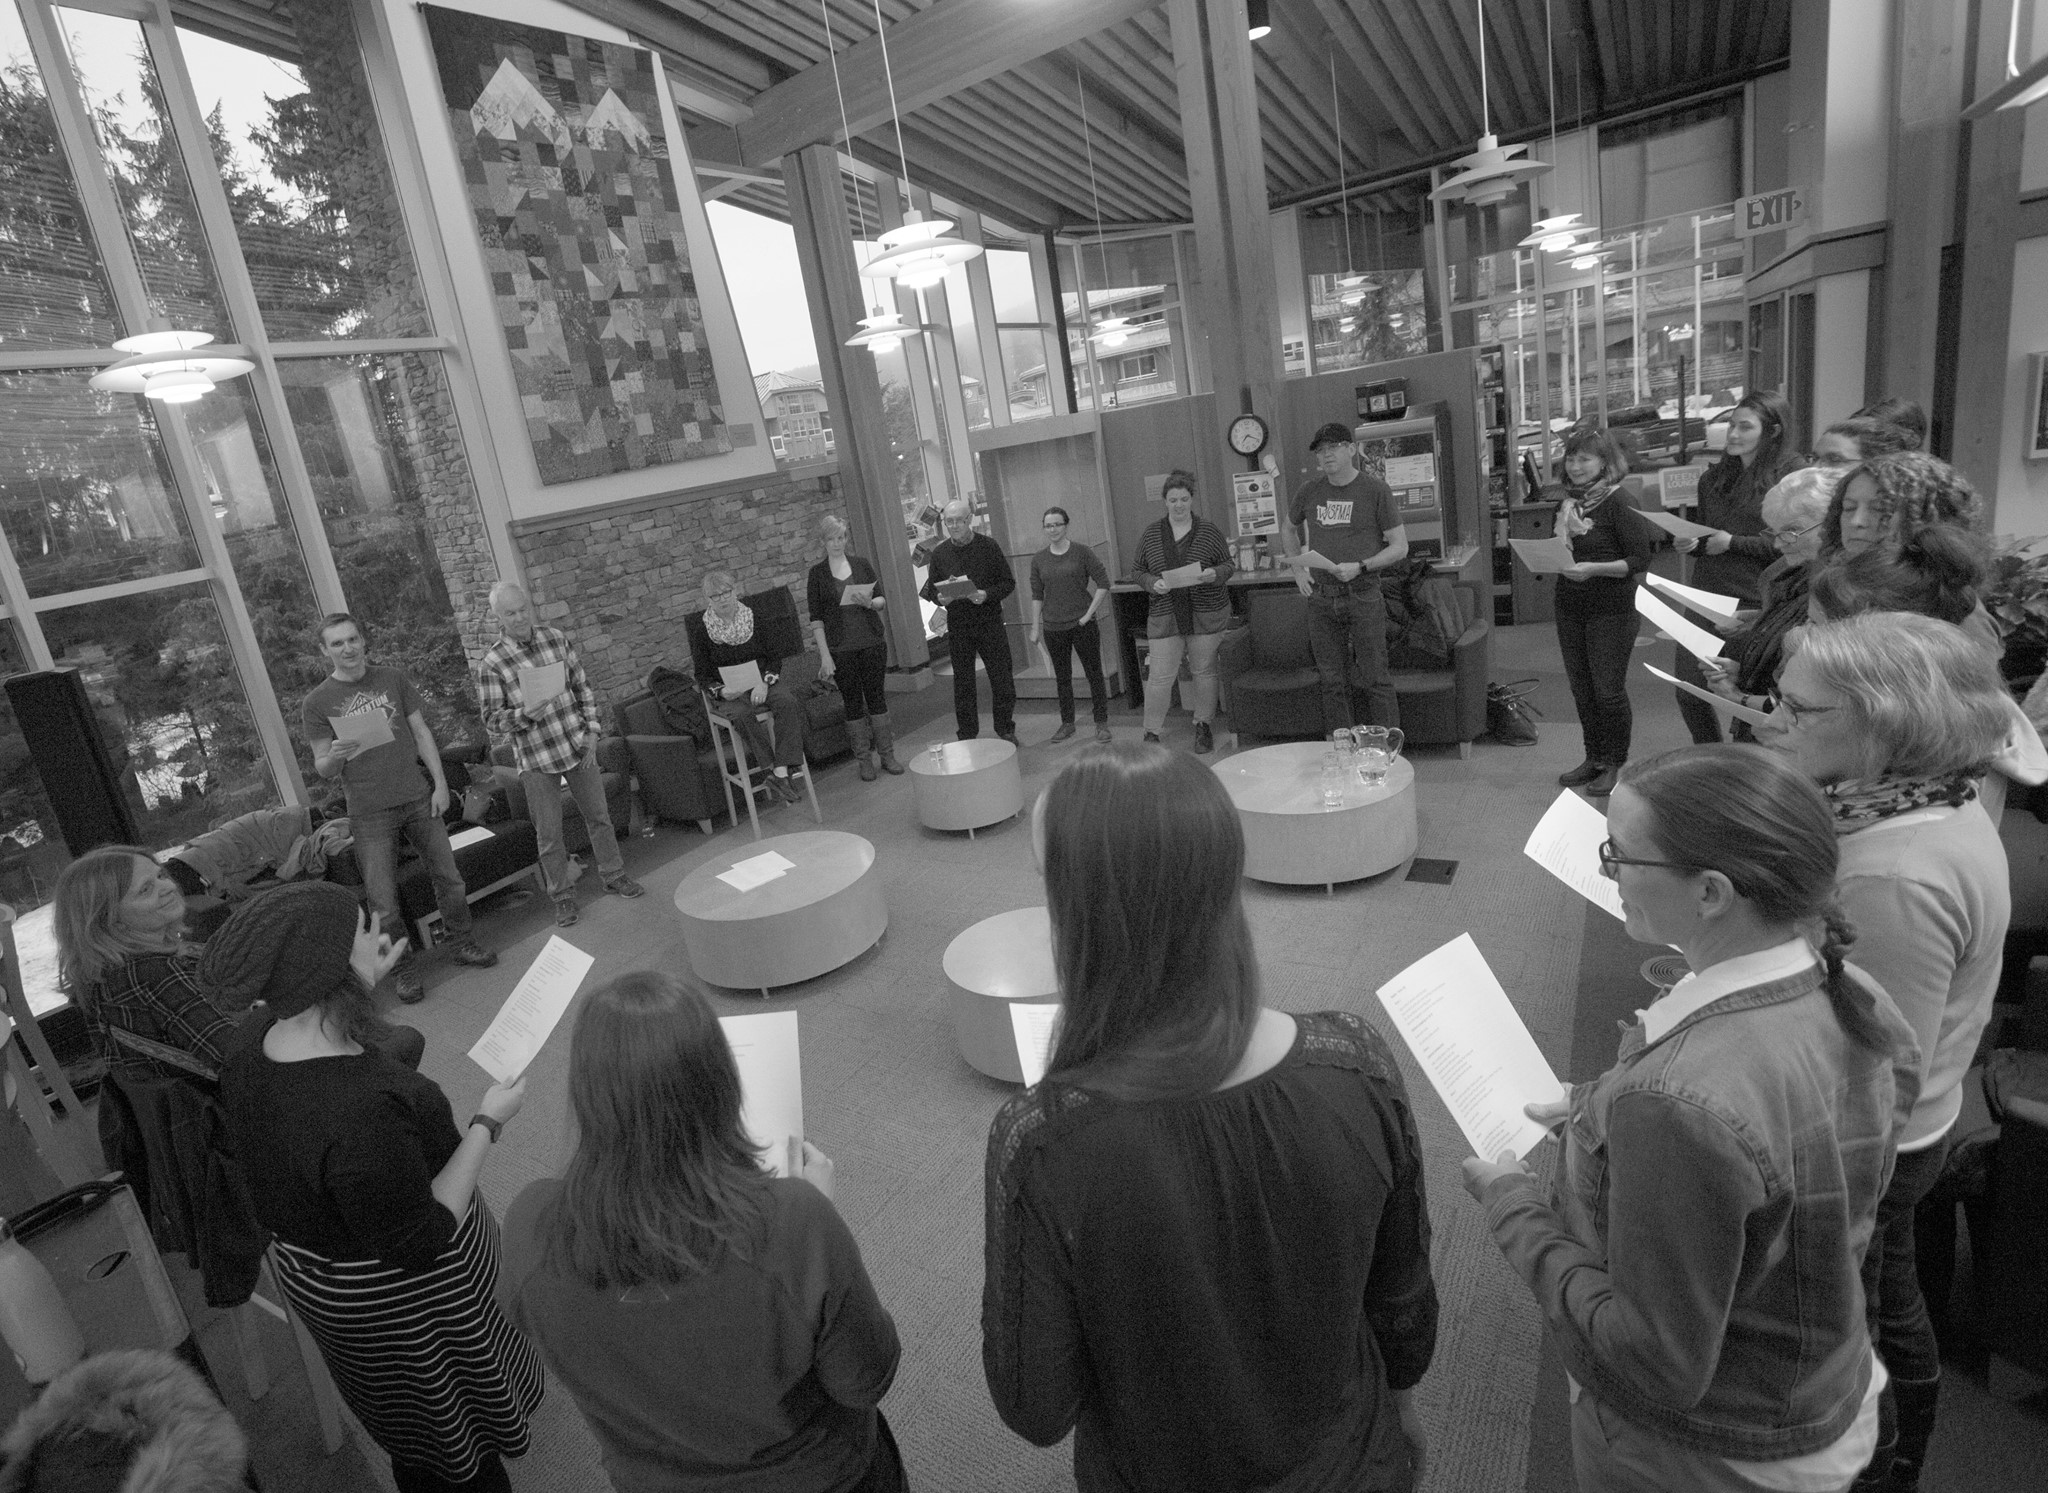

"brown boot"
[848,717,878,781]
[870,711,905,774]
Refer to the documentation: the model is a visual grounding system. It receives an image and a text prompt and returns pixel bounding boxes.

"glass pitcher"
[1352,726,1404,789]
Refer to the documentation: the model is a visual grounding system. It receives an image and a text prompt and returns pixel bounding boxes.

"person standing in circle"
[1284,422,1407,734]
[920,501,1019,744]
[1029,506,1113,746]
[1132,474,1235,754]
[807,514,901,780]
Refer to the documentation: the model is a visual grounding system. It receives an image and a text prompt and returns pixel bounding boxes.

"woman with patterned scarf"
[1548,427,1653,798]
[1764,613,2011,1493]
[700,572,808,805]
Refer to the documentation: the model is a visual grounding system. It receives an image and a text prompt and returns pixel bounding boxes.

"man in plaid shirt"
[476,582,643,927]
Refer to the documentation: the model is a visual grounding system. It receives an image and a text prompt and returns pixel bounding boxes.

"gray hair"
[1762,467,1841,529]
[1793,612,2010,778]
[488,580,529,612]
[819,513,849,542]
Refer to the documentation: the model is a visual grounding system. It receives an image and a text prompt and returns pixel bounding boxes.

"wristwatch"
[468,1113,503,1144]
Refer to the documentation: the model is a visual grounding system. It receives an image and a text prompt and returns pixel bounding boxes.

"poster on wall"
[423,7,731,485]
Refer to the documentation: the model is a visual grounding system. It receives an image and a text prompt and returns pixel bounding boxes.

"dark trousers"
[1306,586,1398,731]
[833,644,888,719]
[713,683,807,769]
[1044,619,1110,724]
[947,620,1016,738]
[390,1453,508,1493]
[1556,604,1641,766]
[1865,1135,1949,1382]
[1674,646,1725,745]
[848,1412,909,1493]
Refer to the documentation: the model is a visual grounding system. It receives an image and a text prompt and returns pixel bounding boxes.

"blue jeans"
[351,794,471,944]
[1306,585,1398,731]
[521,751,625,900]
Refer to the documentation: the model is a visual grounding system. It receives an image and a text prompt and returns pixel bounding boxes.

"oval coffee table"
[943,906,1058,1083]
[909,738,1023,837]
[1210,743,1417,893]
[672,830,887,995]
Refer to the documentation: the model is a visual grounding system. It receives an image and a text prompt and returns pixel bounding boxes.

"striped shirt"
[476,625,600,776]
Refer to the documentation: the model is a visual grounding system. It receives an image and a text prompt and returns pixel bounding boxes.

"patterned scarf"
[1559,475,1621,537]
[704,602,754,647]
[1826,769,1978,833]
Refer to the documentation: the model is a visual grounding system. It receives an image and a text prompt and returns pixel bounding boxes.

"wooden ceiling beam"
[1581,0,1629,106]
[1382,1,1482,145]
[736,0,1162,166]
[560,0,781,92]
[1008,55,1189,186]
[1306,0,1446,155]
[1078,28,1186,135]
[847,123,1077,232]
[931,85,1187,221]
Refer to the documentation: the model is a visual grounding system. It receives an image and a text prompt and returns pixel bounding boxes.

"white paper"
[1376,934,1568,1161]
[1632,508,1720,541]
[1010,1003,1061,1087]
[1160,562,1207,589]
[448,825,493,850]
[716,849,795,892]
[327,712,394,752]
[718,660,764,695]
[838,581,875,605]
[1283,548,1337,572]
[1524,790,1625,921]
[934,574,978,601]
[721,1011,802,1177]
[1635,587,1726,662]
[517,660,566,705]
[1509,537,1577,575]
[1645,573,1740,621]
[1643,662,1776,729]
[467,935,596,1084]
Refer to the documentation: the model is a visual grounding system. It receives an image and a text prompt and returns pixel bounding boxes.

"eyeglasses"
[1042,518,1067,528]
[1597,838,1699,881]
[1768,692,1841,728]
[1763,519,1821,542]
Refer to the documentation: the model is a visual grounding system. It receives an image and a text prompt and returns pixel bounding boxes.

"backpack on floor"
[1485,678,1542,746]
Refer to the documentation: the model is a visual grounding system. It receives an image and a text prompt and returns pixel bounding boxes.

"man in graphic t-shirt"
[302,612,496,1002]
[1284,421,1408,732]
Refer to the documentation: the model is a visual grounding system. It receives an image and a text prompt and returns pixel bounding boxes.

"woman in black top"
[983,744,1437,1492]
[806,515,899,781]
[1131,471,1235,753]
[1028,505,1113,745]
[215,881,538,1493]
[1549,428,1654,797]
[1670,389,1803,743]
[701,571,807,805]
[1702,467,1841,742]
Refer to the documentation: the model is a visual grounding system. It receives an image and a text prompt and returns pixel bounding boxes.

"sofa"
[1216,581,1492,754]
[682,586,853,766]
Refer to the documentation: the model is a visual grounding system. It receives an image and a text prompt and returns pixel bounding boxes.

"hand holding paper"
[518,660,567,706]
[1524,790,1624,921]
[1284,548,1337,572]
[327,712,394,753]
[1632,508,1720,542]
[1643,662,1775,728]
[1160,562,1207,589]
[1010,1002,1060,1087]
[1635,587,1726,662]
[468,935,596,1083]
[934,574,978,602]
[838,582,875,606]
[718,660,764,696]
[1644,573,1739,621]
[1509,537,1577,575]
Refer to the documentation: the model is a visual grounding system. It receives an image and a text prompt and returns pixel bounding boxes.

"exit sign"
[1735,188,1805,237]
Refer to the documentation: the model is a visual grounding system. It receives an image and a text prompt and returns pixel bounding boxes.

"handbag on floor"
[1485,679,1542,746]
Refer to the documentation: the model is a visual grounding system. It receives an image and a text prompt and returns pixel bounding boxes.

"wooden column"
[784,145,931,679]
[1168,0,1282,525]
[1880,0,1967,422]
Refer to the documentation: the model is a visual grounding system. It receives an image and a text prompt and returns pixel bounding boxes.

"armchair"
[682,587,852,763]
[616,686,724,834]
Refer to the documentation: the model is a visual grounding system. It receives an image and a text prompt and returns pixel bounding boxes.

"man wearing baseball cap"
[1284,422,1408,732]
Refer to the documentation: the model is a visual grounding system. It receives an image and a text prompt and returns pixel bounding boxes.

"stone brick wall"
[511,468,847,703]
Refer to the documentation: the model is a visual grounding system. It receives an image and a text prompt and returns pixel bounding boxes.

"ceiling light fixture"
[816,0,921,358]
[1247,0,1271,41]
[1075,64,1126,351]
[89,326,253,404]
[1429,0,1550,208]
[1517,3,1595,255]
[1094,316,1131,348]
[854,0,981,288]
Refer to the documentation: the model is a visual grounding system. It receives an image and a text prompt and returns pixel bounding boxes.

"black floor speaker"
[4,669,140,855]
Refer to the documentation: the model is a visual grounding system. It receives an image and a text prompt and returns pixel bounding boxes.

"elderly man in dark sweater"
[920,500,1019,743]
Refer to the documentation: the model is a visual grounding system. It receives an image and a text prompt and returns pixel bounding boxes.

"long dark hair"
[544,972,773,1289]
[1819,450,1982,558]
[1819,416,1917,463]
[1852,396,1928,449]
[1040,743,1258,1100]
[1727,389,1798,482]
[1808,529,1986,626]
[1618,745,1895,1053]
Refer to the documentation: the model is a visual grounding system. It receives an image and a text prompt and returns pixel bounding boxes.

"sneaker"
[392,963,425,1004]
[1193,722,1214,755]
[1557,759,1603,787]
[448,940,498,969]
[764,774,801,806]
[1583,765,1620,797]
[1095,725,1113,744]
[1143,731,1161,743]
[1049,722,1076,744]
[605,874,645,900]
[553,897,580,928]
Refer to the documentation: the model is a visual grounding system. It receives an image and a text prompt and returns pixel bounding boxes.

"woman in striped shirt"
[1133,470,1235,754]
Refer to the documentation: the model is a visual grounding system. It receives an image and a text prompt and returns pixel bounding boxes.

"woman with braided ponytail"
[1765,613,2012,1491]
[1465,744,1919,1493]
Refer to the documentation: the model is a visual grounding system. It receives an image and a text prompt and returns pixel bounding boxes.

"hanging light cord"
[1332,52,1352,280]
[871,0,915,192]
[819,0,880,309]
[1544,0,1557,165]
[1476,0,1490,138]
[1076,62,1112,322]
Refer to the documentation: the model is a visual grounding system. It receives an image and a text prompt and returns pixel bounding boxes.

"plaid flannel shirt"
[94,953,237,1083]
[476,625,599,776]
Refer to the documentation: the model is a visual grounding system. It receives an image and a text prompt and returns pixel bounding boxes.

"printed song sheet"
[838,582,875,605]
[720,1011,803,1178]
[717,850,795,893]
[1631,508,1720,541]
[1010,1003,1061,1087]
[718,660,764,695]
[1634,587,1726,662]
[327,712,394,752]
[1524,790,1624,921]
[517,660,566,704]
[1643,662,1776,729]
[1508,537,1577,575]
[1376,934,1567,1160]
[934,574,978,602]
[1644,573,1740,620]
[1160,562,1208,589]
[448,825,494,851]
[467,935,596,1083]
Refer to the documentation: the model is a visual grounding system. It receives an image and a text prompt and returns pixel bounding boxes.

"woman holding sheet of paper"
[1131,471,1235,752]
[1703,467,1841,740]
[1762,614,2011,1490]
[702,571,808,805]
[1548,427,1654,797]
[217,881,540,1493]
[1466,745,1917,1493]
[806,515,899,782]
[500,972,905,1493]
[984,743,1437,1492]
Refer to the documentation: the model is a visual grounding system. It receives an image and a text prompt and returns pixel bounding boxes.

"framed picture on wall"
[2030,353,2048,460]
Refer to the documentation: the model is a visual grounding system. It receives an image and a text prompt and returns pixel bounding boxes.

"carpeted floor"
[178,616,2047,1493]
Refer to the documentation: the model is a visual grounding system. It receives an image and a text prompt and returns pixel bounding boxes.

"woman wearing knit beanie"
[216,883,542,1493]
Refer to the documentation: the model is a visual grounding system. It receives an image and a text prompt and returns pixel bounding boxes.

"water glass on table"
[1320,751,1348,808]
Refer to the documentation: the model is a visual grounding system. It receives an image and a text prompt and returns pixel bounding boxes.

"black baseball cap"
[1309,422,1355,450]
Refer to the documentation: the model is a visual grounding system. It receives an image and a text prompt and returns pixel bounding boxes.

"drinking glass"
[1320,752,1347,807]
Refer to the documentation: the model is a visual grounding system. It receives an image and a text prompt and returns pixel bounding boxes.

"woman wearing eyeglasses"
[1700,468,1840,740]
[1764,614,2012,1491]
[1466,744,1917,1493]
[1811,417,1918,470]
[1027,506,1113,745]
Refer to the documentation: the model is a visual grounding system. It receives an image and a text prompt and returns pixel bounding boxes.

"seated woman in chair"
[701,572,807,806]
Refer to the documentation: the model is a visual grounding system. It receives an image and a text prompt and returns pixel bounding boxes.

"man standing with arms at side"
[1284,422,1408,733]
[303,612,497,1003]
[921,499,1019,744]
[475,581,643,929]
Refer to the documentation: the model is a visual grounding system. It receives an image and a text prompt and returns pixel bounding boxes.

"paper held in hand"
[1632,508,1720,542]
[1010,1002,1060,1087]
[1644,662,1776,728]
[1376,934,1568,1161]
[1634,587,1726,662]
[1644,573,1740,620]
[1283,548,1336,572]
[838,582,875,606]
[718,660,764,695]
[717,850,795,892]
[720,1011,802,1178]
[327,711,394,752]
[1508,537,1577,575]
[1524,789,1624,921]
[517,660,566,705]
[1160,562,1207,589]
[467,935,596,1084]
[934,574,977,602]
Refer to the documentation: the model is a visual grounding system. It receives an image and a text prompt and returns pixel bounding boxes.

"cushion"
[1247,592,1313,670]
[1392,670,1457,696]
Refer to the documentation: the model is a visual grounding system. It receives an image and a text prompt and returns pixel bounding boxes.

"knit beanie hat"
[197,881,361,1018]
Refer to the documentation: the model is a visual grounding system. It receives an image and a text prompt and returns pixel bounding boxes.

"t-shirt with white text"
[1289,472,1403,575]
[301,665,430,815]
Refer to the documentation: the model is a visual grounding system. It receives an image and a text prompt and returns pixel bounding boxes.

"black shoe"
[392,964,425,1004]
[1049,722,1076,744]
[448,940,498,969]
[1143,731,1161,743]
[1193,722,1214,754]
[1558,759,1603,787]
[1095,725,1113,744]
[765,773,802,805]
[995,728,1018,745]
[605,874,645,899]
[1584,765,1620,797]
[553,897,580,928]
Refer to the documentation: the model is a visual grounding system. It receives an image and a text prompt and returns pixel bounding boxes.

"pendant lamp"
[1429,0,1550,208]
[89,327,253,405]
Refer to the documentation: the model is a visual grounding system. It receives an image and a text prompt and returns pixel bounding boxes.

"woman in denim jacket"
[1467,745,1919,1493]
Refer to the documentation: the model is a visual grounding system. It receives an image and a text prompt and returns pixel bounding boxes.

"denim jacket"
[1485,954,1919,1459]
